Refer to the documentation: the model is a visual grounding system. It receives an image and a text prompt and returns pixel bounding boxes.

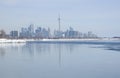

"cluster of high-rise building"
[19,24,50,39]
[54,27,98,38]
[0,24,98,39]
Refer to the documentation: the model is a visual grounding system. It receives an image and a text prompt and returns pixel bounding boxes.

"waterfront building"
[78,32,83,38]
[41,28,50,38]
[82,32,98,38]
[64,27,79,38]
[35,27,42,38]
[54,30,63,38]
[0,30,6,38]
[35,27,50,38]
[35,27,42,33]
[87,31,98,38]
[19,27,28,38]
[48,27,51,38]
[10,31,18,39]
[19,24,35,38]
[28,24,35,38]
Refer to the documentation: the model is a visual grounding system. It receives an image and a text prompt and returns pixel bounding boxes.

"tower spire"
[58,14,61,32]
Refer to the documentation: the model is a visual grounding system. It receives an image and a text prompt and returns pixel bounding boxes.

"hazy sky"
[0,0,120,37]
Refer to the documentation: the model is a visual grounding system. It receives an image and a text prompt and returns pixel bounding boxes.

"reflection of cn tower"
[58,44,62,67]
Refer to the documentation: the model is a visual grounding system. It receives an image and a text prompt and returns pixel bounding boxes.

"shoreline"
[0,38,120,44]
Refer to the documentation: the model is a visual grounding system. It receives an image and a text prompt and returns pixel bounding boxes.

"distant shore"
[0,38,120,44]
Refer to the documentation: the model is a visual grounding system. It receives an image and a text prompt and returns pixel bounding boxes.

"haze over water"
[0,43,120,78]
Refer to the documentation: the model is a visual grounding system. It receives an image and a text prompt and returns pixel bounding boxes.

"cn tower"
[58,14,61,32]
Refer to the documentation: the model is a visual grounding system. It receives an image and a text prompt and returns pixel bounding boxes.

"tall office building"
[10,31,18,39]
[28,24,34,33]
[28,24,35,38]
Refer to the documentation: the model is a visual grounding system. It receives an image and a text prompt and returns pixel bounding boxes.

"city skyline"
[0,0,120,37]
[3,24,97,39]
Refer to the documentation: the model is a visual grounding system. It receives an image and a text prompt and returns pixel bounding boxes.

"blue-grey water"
[0,43,120,78]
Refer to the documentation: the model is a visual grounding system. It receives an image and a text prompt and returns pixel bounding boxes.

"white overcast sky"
[0,0,120,37]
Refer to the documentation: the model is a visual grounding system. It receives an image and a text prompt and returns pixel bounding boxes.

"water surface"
[0,43,120,78]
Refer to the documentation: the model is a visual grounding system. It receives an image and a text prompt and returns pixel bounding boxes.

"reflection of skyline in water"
[0,42,120,67]
[0,43,25,57]
[0,43,81,67]
[0,43,120,78]
[20,43,78,67]
[21,43,52,56]
[0,42,120,78]
[0,42,120,57]
[0,43,120,55]
[0,47,5,57]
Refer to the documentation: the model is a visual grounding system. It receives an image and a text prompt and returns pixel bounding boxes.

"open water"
[0,42,120,78]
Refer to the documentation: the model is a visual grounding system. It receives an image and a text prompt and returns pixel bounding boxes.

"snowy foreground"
[0,38,120,44]
[0,39,26,43]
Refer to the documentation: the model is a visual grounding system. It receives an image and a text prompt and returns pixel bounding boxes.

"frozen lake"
[0,42,120,78]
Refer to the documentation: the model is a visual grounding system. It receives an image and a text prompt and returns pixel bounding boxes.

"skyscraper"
[28,24,35,38]
[10,31,18,39]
